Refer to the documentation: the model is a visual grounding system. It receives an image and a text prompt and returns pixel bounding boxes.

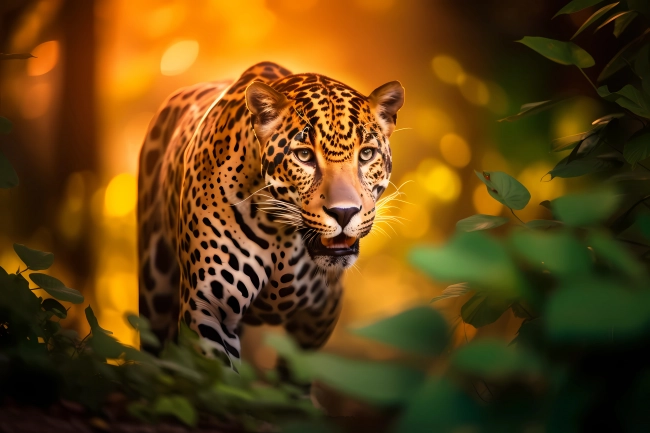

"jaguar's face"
[246,74,404,270]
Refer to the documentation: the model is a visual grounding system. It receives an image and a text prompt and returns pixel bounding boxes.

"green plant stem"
[510,208,526,225]
[578,67,598,93]
[71,332,91,359]
[17,267,30,275]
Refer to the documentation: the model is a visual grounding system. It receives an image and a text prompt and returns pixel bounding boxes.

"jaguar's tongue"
[321,233,356,249]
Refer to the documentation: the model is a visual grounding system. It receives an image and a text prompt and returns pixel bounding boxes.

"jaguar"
[137,61,404,365]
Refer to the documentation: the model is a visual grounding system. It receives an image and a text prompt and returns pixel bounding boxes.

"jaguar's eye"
[359,147,376,162]
[295,148,315,163]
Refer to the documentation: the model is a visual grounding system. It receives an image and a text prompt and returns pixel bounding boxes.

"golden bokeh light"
[439,133,472,168]
[344,255,431,320]
[417,158,462,202]
[552,97,601,139]
[160,40,199,76]
[432,55,464,85]
[110,57,157,101]
[398,203,430,238]
[124,112,154,172]
[144,4,186,39]
[360,228,391,255]
[27,40,59,76]
[20,82,52,118]
[486,81,509,115]
[516,162,566,221]
[414,107,455,143]
[472,182,504,215]
[481,149,510,172]
[214,1,276,45]
[104,173,137,217]
[96,269,138,348]
[457,74,490,106]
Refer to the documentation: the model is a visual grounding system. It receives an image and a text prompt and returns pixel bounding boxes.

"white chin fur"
[313,254,358,270]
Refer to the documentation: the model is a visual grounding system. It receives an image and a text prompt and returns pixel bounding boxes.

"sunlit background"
[0,0,606,366]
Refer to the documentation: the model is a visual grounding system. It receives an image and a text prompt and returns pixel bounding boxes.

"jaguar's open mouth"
[302,231,360,257]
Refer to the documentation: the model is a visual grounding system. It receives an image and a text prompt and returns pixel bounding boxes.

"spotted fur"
[137,62,404,364]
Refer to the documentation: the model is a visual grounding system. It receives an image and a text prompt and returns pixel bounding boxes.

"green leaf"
[475,170,531,210]
[587,231,645,278]
[592,112,626,124]
[90,330,126,359]
[267,334,425,406]
[126,313,160,348]
[546,281,650,342]
[0,149,19,189]
[430,282,471,303]
[126,313,151,330]
[461,293,512,328]
[29,273,84,304]
[624,130,650,167]
[451,339,541,379]
[153,395,197,427]
[525,219,564,230]
[552,189,620,226]
[554,0,605,17]
[511,230,593,277]
[351,306,449,356]
[599,29,650,81]
[598,84,650,117]
[410,232,523,296]
[547,154,623,179]
[552,117,617,156]
[41,298,67,319]
[85,305,113,334]
[635,44,650,78]
[397,378,480,433]
[0,116,12,134]
[497,99,567,122]
[571,2,619,39]
[308,354,425,406]
[511,318,544,349]
[456,214,509,232]
[552,130,596,152]
[613,11,638,37]
[13,244,54,270]
[517,37,595,68]
[595,11,631,32]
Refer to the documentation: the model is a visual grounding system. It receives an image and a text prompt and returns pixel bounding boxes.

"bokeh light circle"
[160,40,199,76]
[104,173,137,217]
[439,133,472,168]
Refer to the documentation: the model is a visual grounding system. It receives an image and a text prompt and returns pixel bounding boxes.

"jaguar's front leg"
[177,207,265,366]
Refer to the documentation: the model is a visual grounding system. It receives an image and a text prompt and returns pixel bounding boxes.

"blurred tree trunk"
[52,0,98,283]
[1,1,98,286]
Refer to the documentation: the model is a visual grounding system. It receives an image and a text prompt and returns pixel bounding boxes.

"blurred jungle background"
[0,0,602,364]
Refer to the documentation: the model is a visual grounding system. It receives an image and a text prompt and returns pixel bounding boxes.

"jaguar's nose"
[323,206,361,229]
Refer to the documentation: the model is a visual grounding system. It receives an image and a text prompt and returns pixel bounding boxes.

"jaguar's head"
[245,74,404,270]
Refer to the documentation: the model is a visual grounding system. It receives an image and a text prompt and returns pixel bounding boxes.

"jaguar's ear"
[368,81,405,136]
[246,82,290,139]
